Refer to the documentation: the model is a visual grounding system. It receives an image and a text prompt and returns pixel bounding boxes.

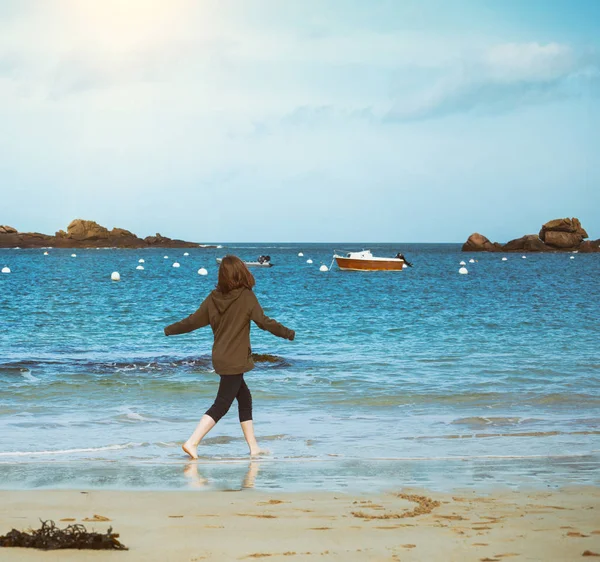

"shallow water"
[1,244,599,491]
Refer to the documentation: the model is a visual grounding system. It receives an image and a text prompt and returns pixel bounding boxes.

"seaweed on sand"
[0,520,128,550]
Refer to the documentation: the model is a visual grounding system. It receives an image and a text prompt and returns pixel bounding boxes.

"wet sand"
[0,486,599,561]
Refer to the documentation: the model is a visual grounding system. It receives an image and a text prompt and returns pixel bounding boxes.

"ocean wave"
[406,430,600,440]
[323,392,600,407]
[20,370,39,383]
[202,434,287,445]
[0,353,291,380]
[450,416,534,427]
[0,442,145,457]
[223,246,298,249]
[115,407,159,423]
[0,365,41,377]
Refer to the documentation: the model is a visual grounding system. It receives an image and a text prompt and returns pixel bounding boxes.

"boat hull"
[335,257,405,271]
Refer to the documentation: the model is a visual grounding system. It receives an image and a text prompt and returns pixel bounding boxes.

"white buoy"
[459,267,468,275]
[71,253,77,258]
[468,259,475,263]
[319,264,328,272]
[138,259,145,263]
[459,261,466,265]
[111,272,120,281]
[522,255,527,259]
[198,268,208,276]
[1,266,10,274]
[164,256,168,259]
[43,251,49,256]
[136,265,144,270]
[306,259,313,264]
[298,252,304,257]
[183,252,189,256]
[173,262,180,268]
[502,257,507,261]
[570,256,575,260]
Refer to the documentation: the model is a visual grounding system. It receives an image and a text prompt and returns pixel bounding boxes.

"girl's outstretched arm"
[164,299,209,336]
[250,298,295,340]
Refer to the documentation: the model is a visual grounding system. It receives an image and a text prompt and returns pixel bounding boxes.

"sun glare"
[62,0,197,51]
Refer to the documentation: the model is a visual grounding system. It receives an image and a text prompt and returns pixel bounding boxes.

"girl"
[164,255,295,459]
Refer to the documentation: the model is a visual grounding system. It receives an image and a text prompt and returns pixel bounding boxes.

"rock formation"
[0,219,215,249]
[462,217,598,253]
[462,233,503,252]
[501,234,548,252]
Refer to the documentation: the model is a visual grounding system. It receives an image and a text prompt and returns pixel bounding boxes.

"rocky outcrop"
[110,228,135,238]
[66,219,110,241]
[543,230,582,249]
[580,239,600,253]
[462,233,503,252]
[502,234,549,252]
[0,228,53,247]
[0,219,215,249]
[539,218,588,240]
[462,217,598,253]
[538,218,588,250]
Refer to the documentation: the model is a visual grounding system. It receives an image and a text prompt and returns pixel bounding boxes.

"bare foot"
[182,441,198,460]
[250,448,270,457]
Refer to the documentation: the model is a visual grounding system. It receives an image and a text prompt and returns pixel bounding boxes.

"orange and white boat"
[333,250,410,271]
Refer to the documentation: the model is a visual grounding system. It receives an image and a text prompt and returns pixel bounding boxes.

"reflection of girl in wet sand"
[184,462,260,489]
[165,256,295,460]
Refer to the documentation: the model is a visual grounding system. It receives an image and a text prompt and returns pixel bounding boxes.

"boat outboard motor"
[395,252,413,267]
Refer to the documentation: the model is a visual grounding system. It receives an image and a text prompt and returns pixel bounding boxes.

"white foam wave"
[20,370,39,383]
[125,412,150,421]
[115,365,137,372]
[117,407,155,422]
[0,443,142,457]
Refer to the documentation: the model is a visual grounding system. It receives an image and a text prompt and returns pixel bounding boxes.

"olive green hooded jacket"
[164,287,294,375]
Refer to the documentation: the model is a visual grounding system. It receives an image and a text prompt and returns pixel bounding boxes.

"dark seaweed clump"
[251,353,291,368]
[0,520,127,550]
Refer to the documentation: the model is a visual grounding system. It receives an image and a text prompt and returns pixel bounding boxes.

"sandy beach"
[1,486,599,561]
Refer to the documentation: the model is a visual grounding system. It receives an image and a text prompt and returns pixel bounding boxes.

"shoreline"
[1,454,598,494]
[1,486,599,561]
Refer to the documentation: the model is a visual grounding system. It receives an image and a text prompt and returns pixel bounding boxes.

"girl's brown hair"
[216,255,255,294]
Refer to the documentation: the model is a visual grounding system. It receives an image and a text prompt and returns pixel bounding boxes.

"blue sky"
[1,0,598,242]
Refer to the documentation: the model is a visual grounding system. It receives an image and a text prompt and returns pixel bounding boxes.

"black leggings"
[205,374,253,423]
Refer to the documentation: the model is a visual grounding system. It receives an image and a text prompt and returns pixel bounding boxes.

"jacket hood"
[210,287,247,315]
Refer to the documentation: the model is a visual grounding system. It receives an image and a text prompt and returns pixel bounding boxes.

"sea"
[1,244,599,492]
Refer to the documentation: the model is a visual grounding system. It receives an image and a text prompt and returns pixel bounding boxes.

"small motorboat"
[216,255,274,268]
[333,250,411,271]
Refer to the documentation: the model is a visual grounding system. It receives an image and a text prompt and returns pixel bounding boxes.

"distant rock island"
[463,218,599,253]
[0,219,215,249]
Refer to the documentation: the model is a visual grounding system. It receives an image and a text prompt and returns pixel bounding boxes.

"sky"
[1,0,599,243]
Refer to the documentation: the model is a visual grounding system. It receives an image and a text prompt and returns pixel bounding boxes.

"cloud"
[1,2,598,125]
[386,42,600,122]
[245,43,598,133]
[0,1,466,105]
[280,105,377,126]
[484,42,576,82]
[0,52,20,76]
